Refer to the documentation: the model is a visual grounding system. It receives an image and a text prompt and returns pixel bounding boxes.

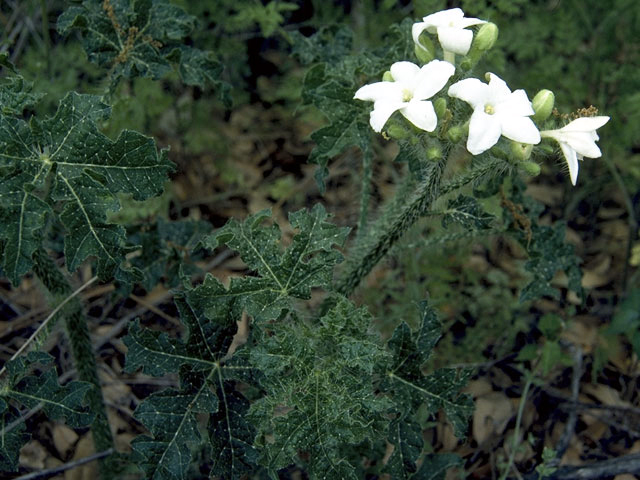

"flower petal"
[437,26,473,55]
[500,116,541,145]
[560,116,610,132]
[390,61,420,83]
[400,100,437,132]
[559,142,579,185]
[369,100,405,132]
[457,17,487,28]
[486,73,512,100]
[413,60,455,100]
[412,22,428,45]
[467,109,502,154]
[422,8,464,29]
[354,81,402,103]
[495,89,535,117]
[561,132,602,158]
[448,78,489,110]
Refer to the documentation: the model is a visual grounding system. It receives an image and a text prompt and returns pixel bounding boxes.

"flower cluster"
[354,8,609,186]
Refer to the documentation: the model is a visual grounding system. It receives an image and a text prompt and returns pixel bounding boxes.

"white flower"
[412,8,486,57]
[448,73,541,155]
[541,116,610,185]
[354,60,455,133]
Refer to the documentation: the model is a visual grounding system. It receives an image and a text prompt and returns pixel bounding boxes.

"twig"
[0,276,98,378]
[521,453,640,480]
[14,449,114,480]
[499,375,534,480]
[551,344,583,465]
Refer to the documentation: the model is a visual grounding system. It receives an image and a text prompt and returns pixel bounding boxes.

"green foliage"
[57,0,228,99]
[202,204,350,322]
[294,22,414,190]
[249,297,392,478]
[0,54,45,115]
[0,82,174,284]
[127,217,211,291]
[0,352,94,472]
[504,180,583,302]
[123,284,256,479]
[441,195,495,230]
[123,208,470,478]
[383,301,474,438]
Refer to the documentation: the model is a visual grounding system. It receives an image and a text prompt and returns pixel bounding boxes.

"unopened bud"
[414,33,435,64]
[386,124,409,140]
[447,125,464,143]
[459,58,472,71]
[474,23,498,51]
[520,161,541,176]
[532,89,555,123]
[510,141,533,162]
[426,145,442,161]
[434,98,447,119]
[382,71,394,82]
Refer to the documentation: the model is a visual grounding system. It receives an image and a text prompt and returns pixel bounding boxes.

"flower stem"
[443,50,456,65]
[31,248,115,479]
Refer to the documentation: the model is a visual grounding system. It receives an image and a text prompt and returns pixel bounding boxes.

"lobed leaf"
[0,92,174,284]
[58,0,228,97]
[384,302,474,438]
[203,204,350,322]
[0,353,94,471]
[124,277,257,479]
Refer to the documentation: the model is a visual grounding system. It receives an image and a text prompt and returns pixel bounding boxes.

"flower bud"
[473,23,498,51]
[386,124,409,140]
[447,125,464,143]
[459,58,472,71]
[382,71,394,82]
[433,98,447,119]
[414,33,435,64]
[426,145,442,161]
[510,141,533,162]
[532,89,555,123]
[520,161,541,176]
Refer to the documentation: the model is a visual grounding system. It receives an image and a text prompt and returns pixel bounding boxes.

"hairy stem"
[335,158,446,297]
[31,248,114,478]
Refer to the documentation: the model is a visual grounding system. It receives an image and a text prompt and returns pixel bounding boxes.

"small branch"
[0,276,98,378]
[15,449,114,480]
[499,376,534,480]
[551,344,583,465]
[521,453,640,480]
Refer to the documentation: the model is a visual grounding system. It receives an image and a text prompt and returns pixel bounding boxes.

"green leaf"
[0,170,50,285]
[131,378,218,480]
[124,280,257,479]
[248,296,392,477]
[383,418,423,479]
[519,222,582,302]
[203,204,350,322]
[127,217,212,291]
[0,399,30,472]
[58,0,228,94]
[0,92,174,283]
[384,302,473,438]
[0,72,45,116]
[442,195,494,230]
[4,352,95,428]
[0,352,94,470]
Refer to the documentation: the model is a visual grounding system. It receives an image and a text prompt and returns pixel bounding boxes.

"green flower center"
[484,104,495,115]
[402,89,413,102]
